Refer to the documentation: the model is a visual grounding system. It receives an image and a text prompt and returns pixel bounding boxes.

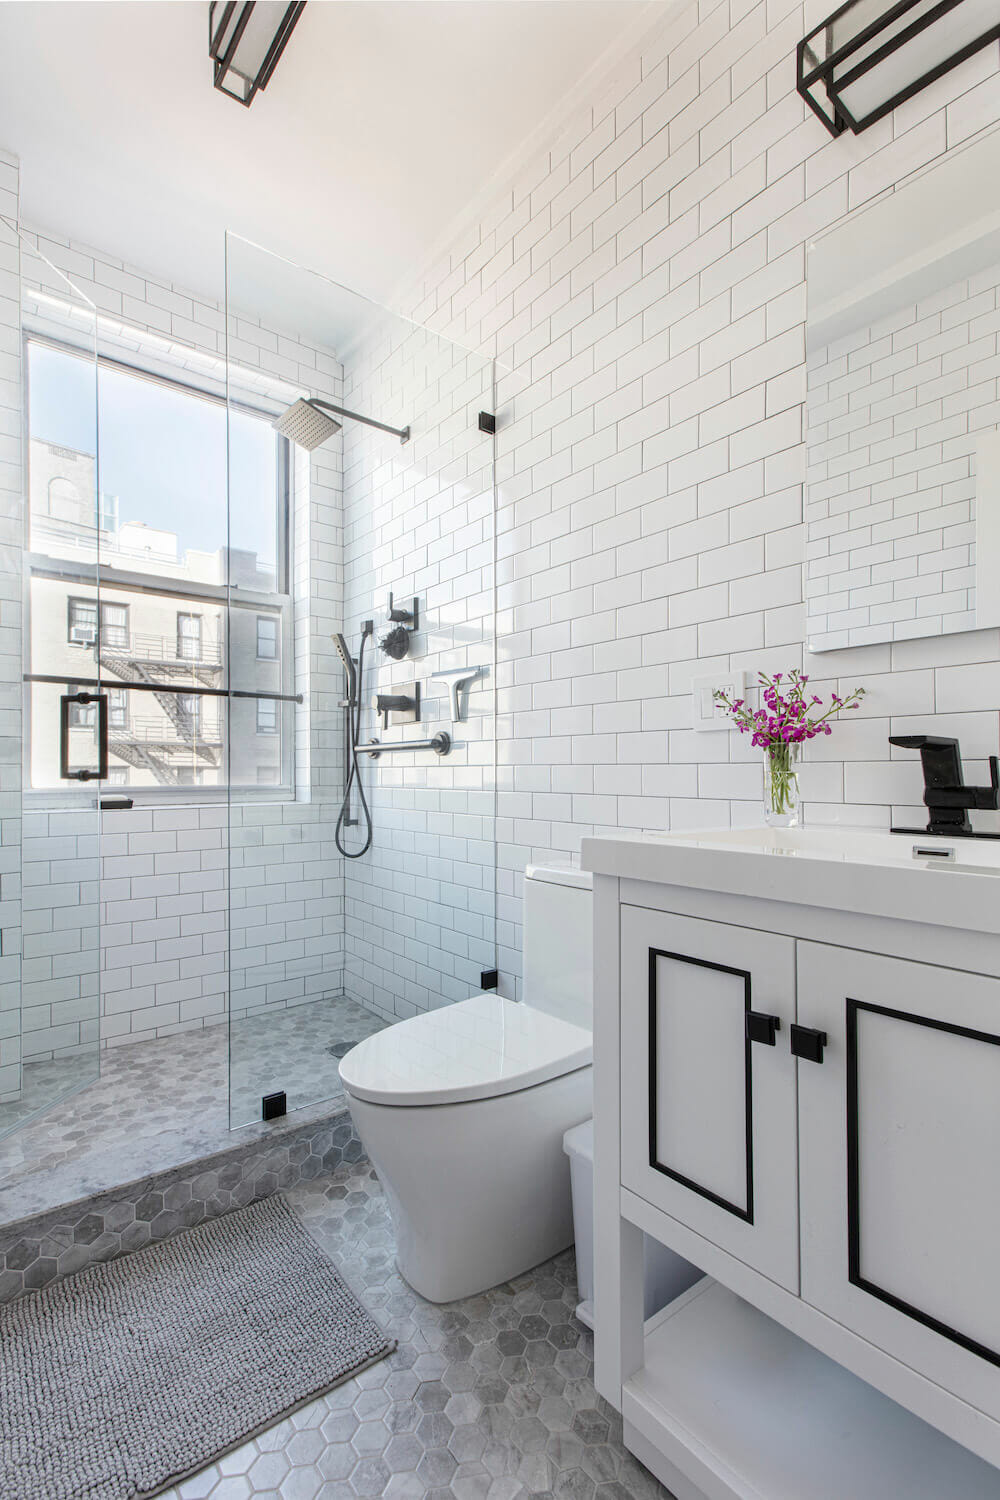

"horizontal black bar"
[24,673,303,705]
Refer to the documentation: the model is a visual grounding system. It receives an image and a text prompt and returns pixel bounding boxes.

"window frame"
[100,599,129,650]
[25,334,298,806]
[256,697,278,735]
[176,611,203,662]
[107,687,128,730]
[67,596,98,647]
[256,614,278,660]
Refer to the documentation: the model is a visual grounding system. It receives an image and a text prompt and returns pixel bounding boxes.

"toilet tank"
[522,864,593,1028]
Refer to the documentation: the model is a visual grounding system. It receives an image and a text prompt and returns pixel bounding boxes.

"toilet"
[338,864,594,1303]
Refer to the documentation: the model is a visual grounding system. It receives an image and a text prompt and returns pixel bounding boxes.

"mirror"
[805,126,1000,652]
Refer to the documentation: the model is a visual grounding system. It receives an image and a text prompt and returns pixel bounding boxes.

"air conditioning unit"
[70,626,97,645]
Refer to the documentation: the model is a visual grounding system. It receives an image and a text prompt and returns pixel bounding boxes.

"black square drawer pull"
[790,1024,827,1063]
[746,1011,780,1046]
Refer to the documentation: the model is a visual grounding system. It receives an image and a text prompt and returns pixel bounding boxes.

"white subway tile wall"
[351,0,1000,997]
[3,0,1000,1034]
[341,327,497,1022]
[806,268,997,649]
[0,155,22,1100]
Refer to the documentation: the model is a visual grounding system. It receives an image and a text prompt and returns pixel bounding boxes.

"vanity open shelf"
[624,1279,997,1500]
[584,826,1000,1498]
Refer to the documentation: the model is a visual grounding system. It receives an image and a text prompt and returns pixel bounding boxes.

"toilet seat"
[337,993,592,1108]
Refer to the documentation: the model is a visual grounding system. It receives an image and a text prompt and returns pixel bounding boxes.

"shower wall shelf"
[359,733,451,759]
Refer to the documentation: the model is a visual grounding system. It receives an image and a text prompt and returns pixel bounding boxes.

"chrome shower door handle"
[60,692,109,781]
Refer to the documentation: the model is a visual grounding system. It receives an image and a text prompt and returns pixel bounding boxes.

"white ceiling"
[0,0,659,322]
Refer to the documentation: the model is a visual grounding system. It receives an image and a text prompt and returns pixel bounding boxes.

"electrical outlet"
[691,672,745,732]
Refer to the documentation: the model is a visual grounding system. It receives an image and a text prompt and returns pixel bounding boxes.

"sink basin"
[580,825,1000,933]
[649,825,1000,872]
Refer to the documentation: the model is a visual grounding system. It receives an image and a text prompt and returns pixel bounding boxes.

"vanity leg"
[592,872,645,1407]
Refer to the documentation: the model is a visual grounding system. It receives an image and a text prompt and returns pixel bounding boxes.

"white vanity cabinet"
[797,943,1000,1417]
[620,906,799,1291]
[585,828,1000,1500]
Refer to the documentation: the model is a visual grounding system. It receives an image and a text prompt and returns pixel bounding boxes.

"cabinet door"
[799,942,1000,1418]
[620,905,799,1292]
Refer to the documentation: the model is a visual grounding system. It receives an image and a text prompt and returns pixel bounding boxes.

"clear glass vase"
[763,742,801,827]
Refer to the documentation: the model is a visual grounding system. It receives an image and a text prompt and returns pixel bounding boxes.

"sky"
[28,341,279,572]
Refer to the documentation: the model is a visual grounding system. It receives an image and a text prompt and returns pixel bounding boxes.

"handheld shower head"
[333,632,357,704]
[273,398,343,452]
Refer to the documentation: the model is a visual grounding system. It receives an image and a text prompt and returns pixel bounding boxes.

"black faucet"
[889,734,1000,836]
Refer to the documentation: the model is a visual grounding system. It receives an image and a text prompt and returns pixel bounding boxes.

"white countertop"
[580,826,1000,935]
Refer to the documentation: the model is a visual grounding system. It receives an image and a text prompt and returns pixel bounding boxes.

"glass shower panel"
[1,228,102,1138]
[225,234,497,1128]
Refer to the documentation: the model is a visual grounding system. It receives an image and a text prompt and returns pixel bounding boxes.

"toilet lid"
[337,994,592,1107]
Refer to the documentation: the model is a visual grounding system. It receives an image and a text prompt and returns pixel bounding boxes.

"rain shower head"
[273,394,410,450]
[273,398,342,452]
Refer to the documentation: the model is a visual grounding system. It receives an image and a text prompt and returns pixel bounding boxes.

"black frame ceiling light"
[797,0,1000,136]
[209,1,306,107]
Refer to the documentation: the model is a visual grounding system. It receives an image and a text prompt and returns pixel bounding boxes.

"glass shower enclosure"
[0,211,497,1148]
[224,235,498,1128]
[0,223,102,1138]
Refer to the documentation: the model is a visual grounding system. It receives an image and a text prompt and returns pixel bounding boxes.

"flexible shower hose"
[335,628,374,859]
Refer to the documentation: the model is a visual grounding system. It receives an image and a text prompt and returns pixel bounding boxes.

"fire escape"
[99,631,223,786]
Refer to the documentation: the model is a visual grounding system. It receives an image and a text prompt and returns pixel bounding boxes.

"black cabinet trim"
[846,996,1000,1369]
[648,947,753,1224]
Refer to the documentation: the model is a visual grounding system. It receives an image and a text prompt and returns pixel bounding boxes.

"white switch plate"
[691,671,746,732]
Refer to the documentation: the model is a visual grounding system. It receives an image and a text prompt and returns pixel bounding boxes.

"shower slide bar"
[357,733,451,758]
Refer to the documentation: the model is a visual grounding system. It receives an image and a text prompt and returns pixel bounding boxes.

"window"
[177,695,201,734]
[67,686,97,728]
[67,597,97,646]
[66,599,129,649]
[177,613,202,661]
[100,601,129,650]
[27,339,293,797]
[108,689,128,730]
[256,615,277,660]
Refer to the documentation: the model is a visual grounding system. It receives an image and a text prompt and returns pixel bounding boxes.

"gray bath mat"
[0,1195,394,1500]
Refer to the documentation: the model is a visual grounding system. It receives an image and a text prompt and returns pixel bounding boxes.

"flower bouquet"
[714,670,865,826]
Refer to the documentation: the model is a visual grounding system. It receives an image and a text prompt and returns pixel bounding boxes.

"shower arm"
[308,398,410,445]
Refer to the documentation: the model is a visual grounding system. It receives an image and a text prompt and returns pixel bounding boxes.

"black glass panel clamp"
[889,734,1000,839]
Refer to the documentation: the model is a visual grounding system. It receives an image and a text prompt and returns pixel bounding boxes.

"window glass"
[67,597,97,645]
[256,616,277,659]
[177,612,202,661]
[108,689,127,729]
[100,601,129,649]
[28,342,282,589]
[26,341,293,796]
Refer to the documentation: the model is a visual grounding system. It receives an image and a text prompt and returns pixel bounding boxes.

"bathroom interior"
[2,2,1000,1499]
